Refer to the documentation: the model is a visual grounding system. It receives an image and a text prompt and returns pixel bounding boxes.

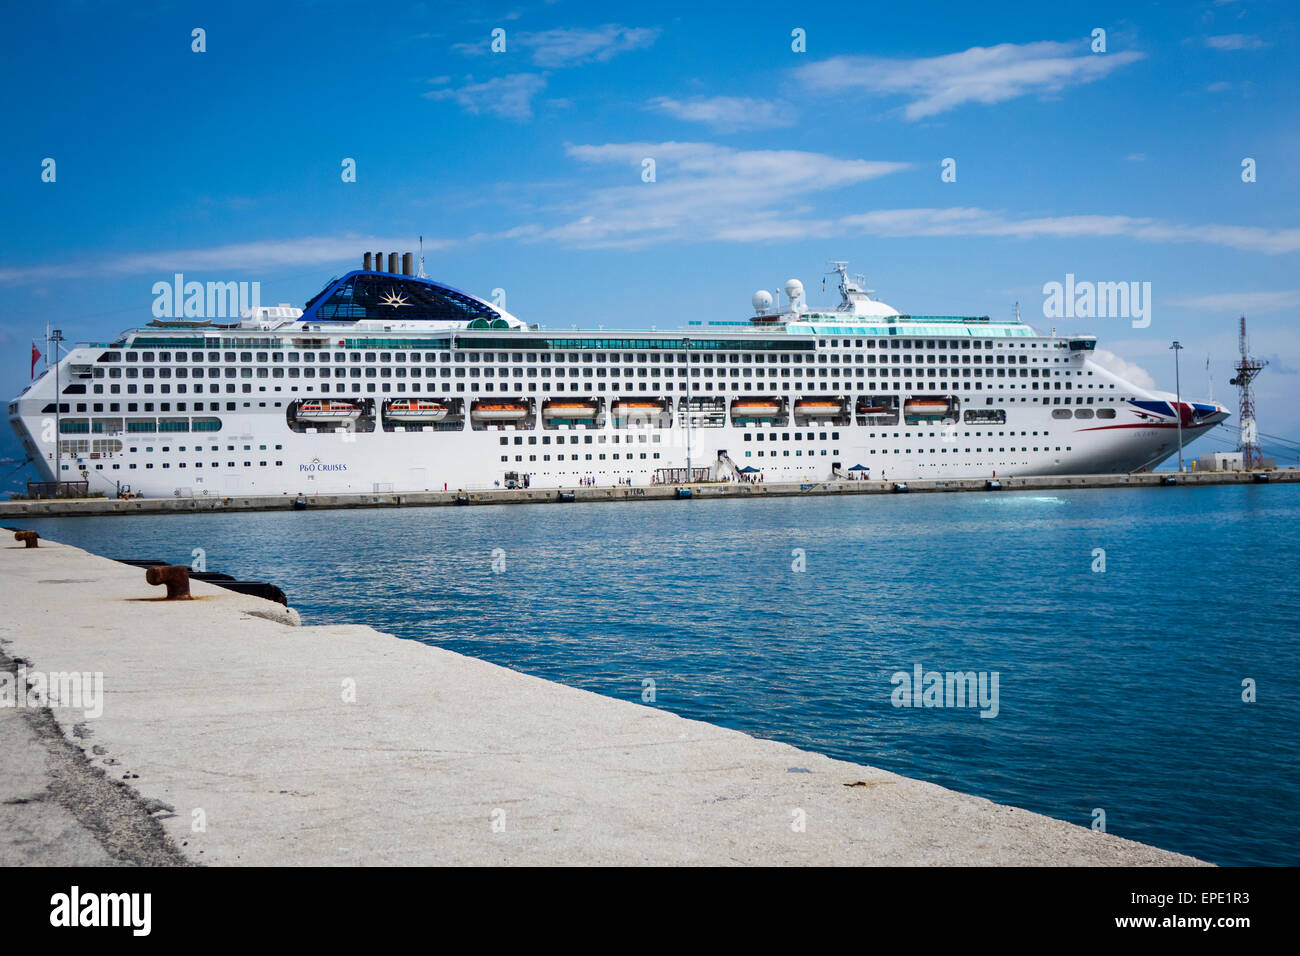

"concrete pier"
[0,538,1206,865]
[1,468,1293,519]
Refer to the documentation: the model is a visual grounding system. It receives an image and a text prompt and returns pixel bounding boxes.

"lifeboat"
[471,401,530,422]
[612,400,666,420]
[904,399,951,418]
[385,400,448,423]
[731,400,781,418]
[794,399,843,418]
[296,400,361,423]
[857,401,890,415]
[542,400,599,420]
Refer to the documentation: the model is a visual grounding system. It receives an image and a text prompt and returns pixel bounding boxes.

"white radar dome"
[784,279,804,303]
[752,289,774,313]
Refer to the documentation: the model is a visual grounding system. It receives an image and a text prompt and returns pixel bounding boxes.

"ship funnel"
[374,252,384,272]
[387,252,400,274]
[363,252,373,271]
[402,252,414,276]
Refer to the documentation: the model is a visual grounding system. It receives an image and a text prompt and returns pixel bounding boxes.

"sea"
[20,483,1300,865]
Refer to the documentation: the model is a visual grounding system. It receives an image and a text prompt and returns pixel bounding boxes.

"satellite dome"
[784,279,804,303]
[752,289,773,313]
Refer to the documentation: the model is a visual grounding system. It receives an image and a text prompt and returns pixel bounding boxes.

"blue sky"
[2,0,1297,467]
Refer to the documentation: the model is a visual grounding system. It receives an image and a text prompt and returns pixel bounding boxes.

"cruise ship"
[8,253,1230,497]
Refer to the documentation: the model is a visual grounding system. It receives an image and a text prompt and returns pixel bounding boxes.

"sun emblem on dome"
[379,289,411,308]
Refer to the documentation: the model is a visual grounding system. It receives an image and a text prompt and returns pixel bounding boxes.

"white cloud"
[1204,34,1266,50]
[0,236,460,286]
[1171,290,1300,313]
[11,143,1298,287]
[454,24,660,67]
[646,96,797,131]
[523,24,659,67]
[1262,353,1297,375]
[11,208,1296,290]
[527,176,1300,251]
[423,73,547,121]
[524,146,1299,255]
[794,40,1144,120]
[533,141,908,247]
[1093,348,1156,389]
[824,208,1300,255]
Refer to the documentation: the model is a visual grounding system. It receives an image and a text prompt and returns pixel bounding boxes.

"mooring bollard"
[145,564,192,600]
[13,530,38,548]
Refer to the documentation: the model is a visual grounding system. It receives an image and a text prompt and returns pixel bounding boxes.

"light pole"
[51,328,64,491]
[682,337,692,483]
[1170,340,1184,473]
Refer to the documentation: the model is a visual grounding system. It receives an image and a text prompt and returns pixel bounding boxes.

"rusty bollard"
[14,530,38,548]
[145,564,192,600]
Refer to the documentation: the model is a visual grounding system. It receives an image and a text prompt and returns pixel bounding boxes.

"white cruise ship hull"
[7,257,1230,497]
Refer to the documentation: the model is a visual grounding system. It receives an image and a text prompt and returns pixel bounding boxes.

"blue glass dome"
[301,270,503,323]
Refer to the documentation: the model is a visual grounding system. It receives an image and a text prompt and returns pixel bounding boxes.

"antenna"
[418,235,426,278]
[825,260,849,293]
[1230,314,1267,469]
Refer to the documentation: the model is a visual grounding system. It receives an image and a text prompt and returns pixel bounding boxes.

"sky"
[1,0,1297,470]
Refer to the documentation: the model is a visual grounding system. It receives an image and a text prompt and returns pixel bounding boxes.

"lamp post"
[1170,340,1184,473]
[51,328,64,491]
[682,337,692,483]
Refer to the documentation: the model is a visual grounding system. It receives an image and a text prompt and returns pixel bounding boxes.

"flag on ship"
[30,343,41,378]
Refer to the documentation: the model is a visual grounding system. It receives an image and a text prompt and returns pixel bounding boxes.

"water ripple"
[27,484,1300,865]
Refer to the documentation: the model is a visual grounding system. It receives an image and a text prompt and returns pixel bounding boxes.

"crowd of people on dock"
[574,476,637,487]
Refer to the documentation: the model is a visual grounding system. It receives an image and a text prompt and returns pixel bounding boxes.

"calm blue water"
[22,485,1300,865]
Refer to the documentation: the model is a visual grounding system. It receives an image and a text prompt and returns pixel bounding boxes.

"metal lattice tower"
[1229,315,1267,468]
